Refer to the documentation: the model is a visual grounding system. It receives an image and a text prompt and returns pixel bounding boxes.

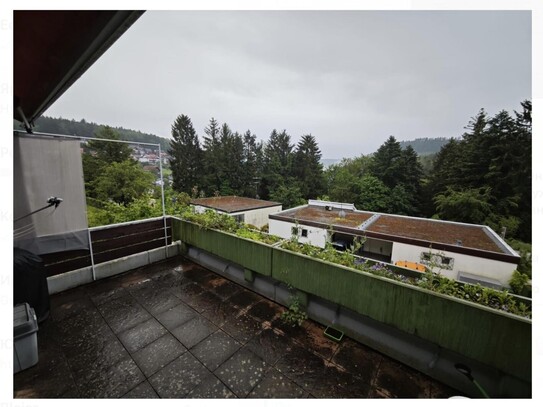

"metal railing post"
[158,144,168,249]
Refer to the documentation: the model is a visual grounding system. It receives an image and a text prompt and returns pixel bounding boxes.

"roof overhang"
[14,10,144,128]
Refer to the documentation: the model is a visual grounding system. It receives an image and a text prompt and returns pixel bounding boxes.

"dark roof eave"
[14,11,144,125]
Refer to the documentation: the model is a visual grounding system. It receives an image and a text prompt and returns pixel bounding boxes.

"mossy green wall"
[174,219,272,276]
[271,247,530,382]
[171,218,531,382]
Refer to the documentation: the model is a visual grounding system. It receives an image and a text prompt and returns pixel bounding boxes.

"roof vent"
[456,239,463,246]
[325,205,332,211]
[338,210,346,218]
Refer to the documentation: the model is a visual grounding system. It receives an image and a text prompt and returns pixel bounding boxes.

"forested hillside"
[20,116,171,150]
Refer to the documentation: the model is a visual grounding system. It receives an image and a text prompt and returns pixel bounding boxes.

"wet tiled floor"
[14,256,459,398]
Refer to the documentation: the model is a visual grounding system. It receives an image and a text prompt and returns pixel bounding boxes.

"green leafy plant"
[281,288,308,327]
[509,270,529,295]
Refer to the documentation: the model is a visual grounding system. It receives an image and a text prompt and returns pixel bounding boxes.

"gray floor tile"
[170,315,217,349]
[310,364,371,398]
[98,294,152,334]
[181,268,216,284]
[118,318,167,353]
[215,347,268,398]
[14,366,78,398]
[187,375,237,398]
[76,357,145,398]
[210,279,243,300]
[331,337,383,383]
[152,269,191,289]
[56,307,105,339]
[68,336,129,381]
[248,368,307,398]
[228,290,262,310]
[374,358,432,398]
[132,333,186,377]
[202,300,240,327]
[170,282,204,303]
[86,280,128,306]
[138,290,183,315]
[149,353,209,398]
[275,342,326,392]
[186,290,223,313]
[58,314,116,360]
[122,380,159,398]
[244,327,293,366]
[191,330,242,371]
[50,294,95,322]
[155,302,197,330]
[222,312,263,344]
[246,299,284,323]
[292,320,340,360]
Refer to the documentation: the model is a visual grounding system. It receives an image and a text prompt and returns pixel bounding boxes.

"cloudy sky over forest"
[46,10,531,158]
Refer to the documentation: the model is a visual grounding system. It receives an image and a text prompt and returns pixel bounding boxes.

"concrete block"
[251,275,276,300]
[148,247,166,264]
[223,264,245,284]
[167,242,181,257]
[296,290,308,308]
[47,267,93,295]
[274,282,291,307]
[95,251,149,280]
[244,268,255,283]
[306,296,337,326]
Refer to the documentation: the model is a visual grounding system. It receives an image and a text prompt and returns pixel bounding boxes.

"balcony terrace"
[14,256,457,398]
[12,11,531,399]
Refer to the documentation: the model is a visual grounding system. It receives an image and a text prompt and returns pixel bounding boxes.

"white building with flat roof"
[269,200,520,289]
[191,196,282,229]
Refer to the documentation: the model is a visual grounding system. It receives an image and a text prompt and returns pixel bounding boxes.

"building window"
[301,229,308,238]
[233,214,245,223]
[441,257,452,266]
[291,226,299,236]
[421,253,432,262]
[420,252,454,270]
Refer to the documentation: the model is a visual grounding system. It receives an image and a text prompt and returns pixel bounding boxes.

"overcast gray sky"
[45,10,531,158]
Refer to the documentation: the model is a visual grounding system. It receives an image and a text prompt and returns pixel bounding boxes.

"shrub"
[509,270,529,295]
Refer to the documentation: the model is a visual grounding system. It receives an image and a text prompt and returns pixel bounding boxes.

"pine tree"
[292,134,325,199]
[218,124,245,195]
[369,136,422,215]
[461,109,490,189]
[202,117,222,195]
[259,129,294,199]
[241,130,262,197]
[168,114,202,194]
[369,135,403,188]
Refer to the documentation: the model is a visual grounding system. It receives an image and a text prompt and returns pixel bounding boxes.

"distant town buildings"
[131,146,170,165]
